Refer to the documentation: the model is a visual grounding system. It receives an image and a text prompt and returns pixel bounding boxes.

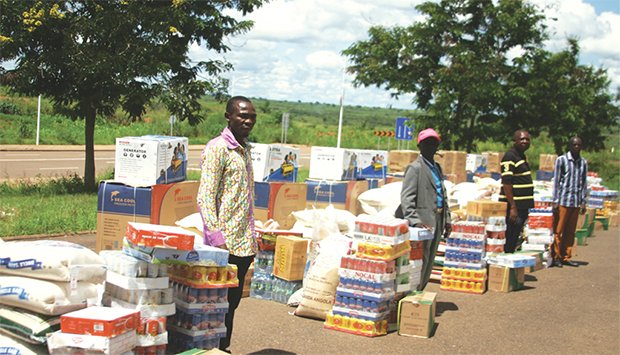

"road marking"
[40,167,79,170]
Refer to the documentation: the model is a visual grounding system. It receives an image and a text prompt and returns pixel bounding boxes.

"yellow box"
[466,200,507,217]
[398,291,437,338]
[274,235,309,281]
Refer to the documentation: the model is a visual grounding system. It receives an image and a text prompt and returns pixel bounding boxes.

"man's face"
[419,137,440,156]
[569,138,582,156]
[514,131,531,152]
[226,100,256,140]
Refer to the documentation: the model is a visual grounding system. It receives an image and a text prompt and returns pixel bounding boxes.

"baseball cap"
[417,128,441,144]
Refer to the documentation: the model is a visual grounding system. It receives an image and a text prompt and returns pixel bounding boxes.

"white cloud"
[205,0,620,108]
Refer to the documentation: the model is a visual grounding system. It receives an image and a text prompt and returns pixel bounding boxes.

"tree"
[506,39,620,153]
[0,0,267,190]
[343,0,548,151]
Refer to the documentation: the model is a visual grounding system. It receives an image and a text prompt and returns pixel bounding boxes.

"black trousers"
[219,254,254,351]
[504,208,529,253]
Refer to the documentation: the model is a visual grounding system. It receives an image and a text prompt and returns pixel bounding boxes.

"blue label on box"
[306,180,348,204]
[254,182,270,208]
[265,165,298,182]
[358,164,387,179]
[97,181,152,216]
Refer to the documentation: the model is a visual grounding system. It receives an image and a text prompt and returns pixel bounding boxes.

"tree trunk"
[84,107,97,192]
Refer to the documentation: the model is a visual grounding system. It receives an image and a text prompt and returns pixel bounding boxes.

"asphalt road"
[6,225,619,355]
[0,145,311,181]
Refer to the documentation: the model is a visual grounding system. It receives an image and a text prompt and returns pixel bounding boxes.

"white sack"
[0,276,98,316]
[0,240,106,283]
[357,181,402,215]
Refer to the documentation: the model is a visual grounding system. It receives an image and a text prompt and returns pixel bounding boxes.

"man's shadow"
[436,301,458,316]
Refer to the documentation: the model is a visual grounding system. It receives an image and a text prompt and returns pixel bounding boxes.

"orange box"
[60,307,139,338]
[254,182,307,229]
[126,222,195,250]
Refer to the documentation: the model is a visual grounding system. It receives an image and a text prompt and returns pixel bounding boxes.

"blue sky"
[191,0,620,110]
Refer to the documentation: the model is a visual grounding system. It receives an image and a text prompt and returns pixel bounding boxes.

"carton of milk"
[114,135,188,186]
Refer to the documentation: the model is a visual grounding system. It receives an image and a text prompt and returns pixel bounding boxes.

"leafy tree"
[343,0,548,151]
[0,0,267,190]
[507,39,620,153]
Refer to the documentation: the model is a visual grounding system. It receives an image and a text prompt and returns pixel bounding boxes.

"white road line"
[40,167,79,170]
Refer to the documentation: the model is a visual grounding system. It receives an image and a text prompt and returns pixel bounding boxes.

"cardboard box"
[435,150,454,174]
[114,135,188,186]
[122,237,229,267]
[353,149,388,179]
[482,152,503,173]
[539,154,557,172]
[251,143,299,182]
[273,235,309,281]
[487,265,525,292]
[517,251,544,272]
[96,180,199,252]
[398,291,437,338]
[305,179,368,215]
[254,182,307,229]
[388,150,419,173]
[60,307,139,337]
[126,222,195,251]
[242,265,254,298]
[309,146,358,180]
[466,200,507,217]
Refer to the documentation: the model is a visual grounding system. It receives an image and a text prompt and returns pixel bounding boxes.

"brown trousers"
[552,206,580,261]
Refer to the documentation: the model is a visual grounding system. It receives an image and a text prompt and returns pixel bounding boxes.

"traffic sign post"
[395,117,413,141]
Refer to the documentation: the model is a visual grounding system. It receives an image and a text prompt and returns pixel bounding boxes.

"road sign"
[395,117,413,141]
[374,130,395,137]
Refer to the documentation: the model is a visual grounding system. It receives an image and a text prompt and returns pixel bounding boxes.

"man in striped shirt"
[551,136,588,267]
[499,130,534,253]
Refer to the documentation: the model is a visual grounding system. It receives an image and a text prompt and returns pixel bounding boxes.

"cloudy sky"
[192,0,620,110]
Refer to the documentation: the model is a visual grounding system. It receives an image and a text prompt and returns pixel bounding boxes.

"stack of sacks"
[291,205,356,237]
[447,177,501,211]
[47,306,139,354]
[120,221,234,352]
[356,182,403,215]
[0,240,104,348]
[100,250,173,354]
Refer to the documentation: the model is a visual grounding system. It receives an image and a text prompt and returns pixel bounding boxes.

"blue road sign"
[395,117,413,141]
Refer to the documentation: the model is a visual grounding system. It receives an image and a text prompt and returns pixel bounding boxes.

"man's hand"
[509,204,518,223]
[552,202,559,210]
[580,203,586,215]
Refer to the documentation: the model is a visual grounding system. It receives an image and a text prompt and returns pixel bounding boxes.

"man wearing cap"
[499,129,534,253]
[395,128,451,291]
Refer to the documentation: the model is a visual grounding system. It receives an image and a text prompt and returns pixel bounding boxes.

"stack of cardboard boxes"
[537,154,557,181]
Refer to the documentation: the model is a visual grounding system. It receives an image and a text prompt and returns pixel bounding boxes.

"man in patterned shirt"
[551,136,588,267]
[499,130,534,253]
[197,96,258,353]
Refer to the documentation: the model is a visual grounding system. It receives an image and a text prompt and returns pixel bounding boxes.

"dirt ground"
[5,224,619,355]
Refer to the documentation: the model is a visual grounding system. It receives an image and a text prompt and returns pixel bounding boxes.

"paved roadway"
[5,225,619,355]
[0,145,311,181]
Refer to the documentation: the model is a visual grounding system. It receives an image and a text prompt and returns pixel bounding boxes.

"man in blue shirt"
[551,136,588,267]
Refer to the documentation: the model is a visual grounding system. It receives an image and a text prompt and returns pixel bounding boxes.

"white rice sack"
[0,333,39,355]
[357,181,402,215]
[0,240,106,283]
[0,276,97,316]
[294,234,352,320]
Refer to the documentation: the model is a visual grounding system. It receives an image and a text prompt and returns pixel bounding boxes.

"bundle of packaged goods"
[324,215,411,337]
[120,221,232,352]
[250,230,304,303]
[99,250,173,354]
[523,208,554,257]
[47,306,139,354]
[0,241,105,348]
[440,221,487,294]
[166,263,238,351]
[485,217,507,253]
[486,253,536,293]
